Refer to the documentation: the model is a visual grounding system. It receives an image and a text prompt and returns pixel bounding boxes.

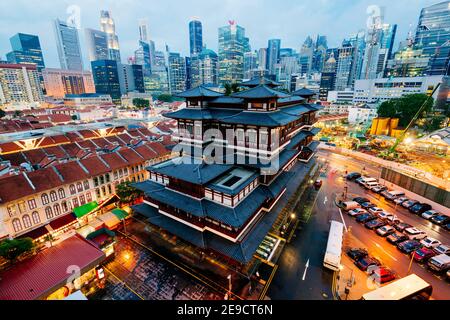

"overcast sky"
[0,0,440,69]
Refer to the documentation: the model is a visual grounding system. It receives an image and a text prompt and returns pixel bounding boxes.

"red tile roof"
[51,135,71,144]
[0,173,35,203]
[22,149,47,165]
[78,130,97,139]
[0,152,27,166]
[0,235,105,300]
[99,152,128,171]
[60,143,82,158]
[0,142,21,154]
[43,145,68,159]
[65,132,83,142]
[116,133,133,144]
[27,167,64,192]
[79,155,110,176]
[36,114,72,123]
[147,142,171,156]
[53,161,90,184]
[117,148,143,165]
[134,145,158,159]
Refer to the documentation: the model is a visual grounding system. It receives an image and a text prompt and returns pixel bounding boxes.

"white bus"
[362,274,432,300]
[323,220,344,271]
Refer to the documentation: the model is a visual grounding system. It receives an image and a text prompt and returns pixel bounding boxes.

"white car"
[434,244,450,255]
[376,225,395,237]
[394,197,409,205]
[404,227,427,240]
[378,211,394,220]
[348,208,367,217]
[421,210,439,220]
[368,207,384,215]
[386,215,401,225]
[421,237,441,249]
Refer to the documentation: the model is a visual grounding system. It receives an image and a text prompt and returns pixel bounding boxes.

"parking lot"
[318,149,450,299]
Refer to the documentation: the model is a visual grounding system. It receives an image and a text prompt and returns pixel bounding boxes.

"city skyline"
[0,0,439,69]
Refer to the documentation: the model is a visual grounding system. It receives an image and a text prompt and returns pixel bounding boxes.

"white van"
[404,227,427,240]
[363,181,379,189]
[359,177,377,186]
[342,201,361,211]
[382,190,406,201]
[427,254,450,272]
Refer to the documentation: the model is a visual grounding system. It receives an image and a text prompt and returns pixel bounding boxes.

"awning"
[73,201,99,219]
[18,225,49,240]
[97,212,121,229]
[76,225,96,238]
[49,213,77,230]
[111,208,129,220]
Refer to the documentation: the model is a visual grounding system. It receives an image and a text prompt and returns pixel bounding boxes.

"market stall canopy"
[111,208,129,220]
[73,201,99,219]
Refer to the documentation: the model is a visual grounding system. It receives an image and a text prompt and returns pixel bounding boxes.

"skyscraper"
[91,59,121,102]
[135,19,155,78]
[42,68,95,98]
[168,53,187,94]
[243,51,258,80]
[7,33,45,71]
[117,63,145,94]
[415,1,450,75]
[189,18,203,56]
[218,21,247,85]
[85,28,109,62]
[335,41,357,91]
[100,10,121,62]
[0,62,44,104]
[267,39,281,76]
[190,48,218,88]
[319,49,338,101]
[54,19,83,71]
[257,48,268,73]
[139,19,150,43]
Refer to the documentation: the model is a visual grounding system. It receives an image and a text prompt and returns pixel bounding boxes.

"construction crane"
[389,82,441,154]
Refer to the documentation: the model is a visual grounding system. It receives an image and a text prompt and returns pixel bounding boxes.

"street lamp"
[224,274,232,300]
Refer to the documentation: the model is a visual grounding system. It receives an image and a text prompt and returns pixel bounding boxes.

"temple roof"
[175,85,223,98]
[292,87,316,98]
[231,84,290,99]
[164,103,313,127]
[148,158,233,185]
[240,76,281,88]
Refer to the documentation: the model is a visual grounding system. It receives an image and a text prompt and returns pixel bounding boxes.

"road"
[268,149,449,300]
[318,149,450,300]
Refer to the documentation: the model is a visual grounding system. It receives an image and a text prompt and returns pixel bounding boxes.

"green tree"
[0,238,34,261]
[157,94,174,103]
[71,115,78,121]
[224,83,241,96]
[13,110,22,118]
[133,98,150,109]
[377,94,434,127]
[116,181,143,204]
[0,109,5,119]
[421,115,445,133]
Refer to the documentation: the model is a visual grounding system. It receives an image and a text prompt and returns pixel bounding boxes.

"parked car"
[348,208,368,217]
[371,185,388,193]
[382,190,406,201]
[369,267,396,284]
[404,228,427,240]
[346,172,362,181]
[363,181,379,190]
[361,202,376,210]
[421,210,440,220]
[368,207,384,215]
[355,177,364,185]
[393,196,409,205]
[402,199,419,209]
[394,222,413,232]
[409,203,432,215]
[397,240,422,254]
[386,215,401,225]
[377,212,394,220]
[342,201,361,211]
[355,256,381,271]
[431,215,450,226]
[428,254,450,273]
[346,248,368,261]
[314,180,322,190]
[413,247,436,263]
[387,233,409,245]
[356,213,377,224]
[434,244,450,256]
[353,197,370,205]
[365,219,387,230]
[376,225,396,237]
[420,237,442,249]
[444,223,450,231]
